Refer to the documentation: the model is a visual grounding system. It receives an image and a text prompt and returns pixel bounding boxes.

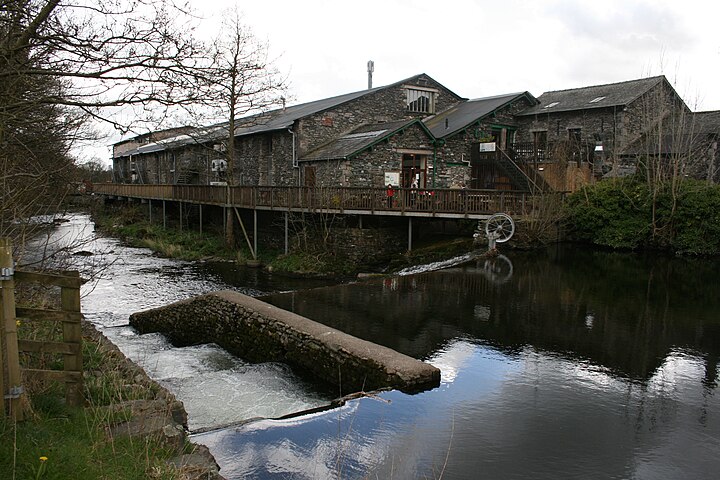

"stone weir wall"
[129,290,441,394]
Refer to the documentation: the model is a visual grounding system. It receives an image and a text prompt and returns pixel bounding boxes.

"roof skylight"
[543,102,559,109]
[589,96,606,103]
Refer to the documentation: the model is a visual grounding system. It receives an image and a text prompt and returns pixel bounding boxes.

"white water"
[396,252,478,276]
[29,214,330,431]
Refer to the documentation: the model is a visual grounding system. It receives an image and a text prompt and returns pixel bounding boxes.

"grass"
[267,250,356,277]
[1,309,195,480]
[93,206,237,261]
[94,203,479,277]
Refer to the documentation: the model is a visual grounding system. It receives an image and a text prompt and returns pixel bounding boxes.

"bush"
[667,180,720,254]
[565,178,652,249]
[565,177,720,255]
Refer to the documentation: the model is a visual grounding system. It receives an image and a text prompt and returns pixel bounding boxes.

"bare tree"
[0,0,209,255]
[191,8,286,185]
[185,8,286,244]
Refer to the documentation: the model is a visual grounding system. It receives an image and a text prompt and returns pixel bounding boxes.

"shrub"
[565,178,652,249]
[566,177,720,255]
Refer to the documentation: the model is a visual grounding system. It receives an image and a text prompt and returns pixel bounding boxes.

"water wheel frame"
[485,213,515,243]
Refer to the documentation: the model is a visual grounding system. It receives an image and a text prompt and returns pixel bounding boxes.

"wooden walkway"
[93,184,539,219]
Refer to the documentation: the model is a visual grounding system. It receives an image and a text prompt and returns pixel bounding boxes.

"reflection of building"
[264,249,720,382]
[113,74,718,191]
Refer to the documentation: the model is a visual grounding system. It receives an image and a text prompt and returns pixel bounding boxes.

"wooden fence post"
[1,238,24,420]
[60,271,83,407]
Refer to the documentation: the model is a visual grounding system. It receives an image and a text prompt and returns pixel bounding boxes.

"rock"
[167,444,223,480]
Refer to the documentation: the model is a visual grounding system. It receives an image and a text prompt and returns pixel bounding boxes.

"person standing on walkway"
[386,184,395,208]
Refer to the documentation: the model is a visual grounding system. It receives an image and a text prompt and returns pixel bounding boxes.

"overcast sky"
[92,0,720,163]
[199,0,719,110]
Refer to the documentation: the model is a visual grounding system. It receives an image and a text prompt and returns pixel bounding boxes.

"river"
[29,214,720,479]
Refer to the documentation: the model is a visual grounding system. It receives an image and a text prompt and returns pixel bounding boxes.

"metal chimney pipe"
[367,60,374,89]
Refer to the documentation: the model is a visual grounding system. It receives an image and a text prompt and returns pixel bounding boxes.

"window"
[533,131,548,162]
[568,128,582,145]
[589,96,606,103]
[533,131,547,148]
[406,88,435,113]
[543,101,560,109]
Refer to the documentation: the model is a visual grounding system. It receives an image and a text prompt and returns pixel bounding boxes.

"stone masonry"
[130,290,441,394]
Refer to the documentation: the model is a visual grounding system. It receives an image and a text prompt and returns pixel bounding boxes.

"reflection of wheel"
[485,213,515,243]
[482,254,514,284]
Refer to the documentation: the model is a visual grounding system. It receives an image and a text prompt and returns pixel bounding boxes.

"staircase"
[175,167,198,185]
[497,148,552,192]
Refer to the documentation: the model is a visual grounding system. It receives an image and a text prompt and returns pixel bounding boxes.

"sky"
[92,0,720,164]
[205,0,719,109]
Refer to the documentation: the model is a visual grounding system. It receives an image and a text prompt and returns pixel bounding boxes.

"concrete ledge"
[130,290,440,394]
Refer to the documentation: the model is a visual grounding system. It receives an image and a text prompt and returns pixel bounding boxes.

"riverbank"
[92,204,480,277]
[1,317,223,479]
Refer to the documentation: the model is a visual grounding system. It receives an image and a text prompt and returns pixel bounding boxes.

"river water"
[28,215,720,479]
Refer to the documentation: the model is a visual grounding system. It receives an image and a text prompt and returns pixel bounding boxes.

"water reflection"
[22,215,720,478]
[263,247,720,382]
[200,246,720,479]
[196,341,719,479]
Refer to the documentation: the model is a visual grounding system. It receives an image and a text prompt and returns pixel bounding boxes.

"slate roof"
[424,92,537,139]
[693,111,720,135]
[517,76,667,116]
[300,119,429,162]
[114,73,461,158]
[621,110,720,156]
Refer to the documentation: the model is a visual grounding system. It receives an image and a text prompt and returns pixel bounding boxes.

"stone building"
[513,76,692,180]
[112,74,462,188]
[112,73,719,191]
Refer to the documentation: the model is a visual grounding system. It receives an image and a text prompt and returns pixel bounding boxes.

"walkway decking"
[93,184,540,219]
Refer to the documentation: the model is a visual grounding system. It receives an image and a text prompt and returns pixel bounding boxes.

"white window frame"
[406,88,436,114]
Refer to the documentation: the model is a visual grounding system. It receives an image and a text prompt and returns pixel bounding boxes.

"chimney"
[367,60,374,89]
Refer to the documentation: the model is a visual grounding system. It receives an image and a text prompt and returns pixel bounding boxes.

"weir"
[129,290,441,394]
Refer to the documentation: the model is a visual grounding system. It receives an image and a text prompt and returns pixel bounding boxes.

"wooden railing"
[510,141,596,166]
[94,184,539,216]
[511,142,550,163]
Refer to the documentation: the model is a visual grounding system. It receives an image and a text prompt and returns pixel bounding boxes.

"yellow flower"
[39,456,48,462]
[16,320,21,327]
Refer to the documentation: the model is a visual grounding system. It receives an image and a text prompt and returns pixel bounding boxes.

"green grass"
[1,314,190,479]
[0,405,180,479]
[94,207,236,261]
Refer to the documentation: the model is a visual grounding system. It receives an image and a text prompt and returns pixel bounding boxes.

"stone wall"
[130,291,440,394]
[514,108,621,156]
[305,122,435,188]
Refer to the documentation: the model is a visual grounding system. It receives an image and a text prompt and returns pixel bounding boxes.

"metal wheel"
[485,213,515,243]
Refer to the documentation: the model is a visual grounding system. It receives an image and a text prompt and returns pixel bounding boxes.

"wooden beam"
[14,270,83,288]
[22,368,82,383]
[1,238,24,420]
[61,271,83,407]
[15,307,82,323]
[233,207,256,259]
[18,340,81,355]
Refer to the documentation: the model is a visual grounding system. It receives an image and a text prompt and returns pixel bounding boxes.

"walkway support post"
[163,200,166,228]
[233,208,256,260]
[149,199,152,224]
